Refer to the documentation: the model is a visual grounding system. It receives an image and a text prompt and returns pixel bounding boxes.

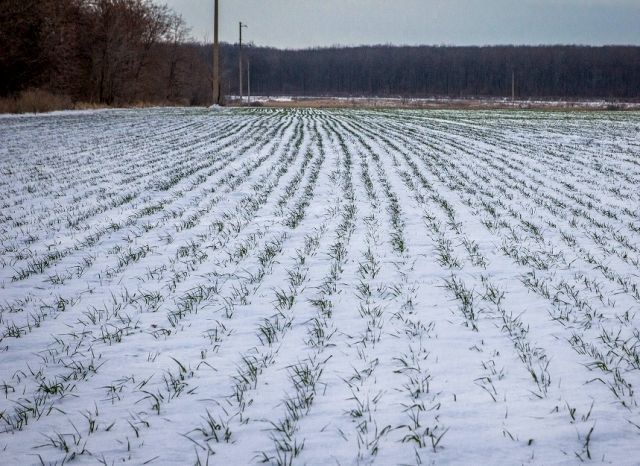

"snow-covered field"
[1,107,640,465]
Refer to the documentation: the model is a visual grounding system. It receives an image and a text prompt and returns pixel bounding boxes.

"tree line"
[2,0,639,106]
[0,0,206,105]
[232,44,640,100]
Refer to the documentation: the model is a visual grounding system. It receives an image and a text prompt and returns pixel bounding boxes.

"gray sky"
[160,0,640,48]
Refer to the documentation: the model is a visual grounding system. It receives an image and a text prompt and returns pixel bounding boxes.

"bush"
[0,89,73,114]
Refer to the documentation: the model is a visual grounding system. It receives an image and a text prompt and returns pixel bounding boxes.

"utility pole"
[238,22,247,104]
[247,59,251,103]
[212,0,222,105]
[511,69,515,101]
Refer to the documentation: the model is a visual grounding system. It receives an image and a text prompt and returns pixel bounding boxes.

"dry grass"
[0,90,75,114]
[4,91,635,114]
[0,89,174,114]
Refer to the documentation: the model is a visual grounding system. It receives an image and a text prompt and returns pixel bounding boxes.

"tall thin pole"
[511,69,515,101]
[212,0,221,105]
[238,22,246,104]
[247,60,251,103]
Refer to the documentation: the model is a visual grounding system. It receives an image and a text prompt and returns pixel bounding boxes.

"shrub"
[0,89,73,114]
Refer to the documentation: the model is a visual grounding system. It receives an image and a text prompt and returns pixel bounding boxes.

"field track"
[1,108,640,464]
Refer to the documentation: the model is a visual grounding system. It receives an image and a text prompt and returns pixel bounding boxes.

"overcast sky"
[159,0,640,48]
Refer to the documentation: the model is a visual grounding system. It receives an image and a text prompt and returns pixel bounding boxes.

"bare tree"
[164,14,190,102]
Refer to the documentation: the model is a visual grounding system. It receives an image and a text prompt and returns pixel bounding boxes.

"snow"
[0,107,639,465]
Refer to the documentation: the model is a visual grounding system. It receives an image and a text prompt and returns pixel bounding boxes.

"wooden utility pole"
[238,22,247,104]
[247,60,251,103]
[212,0,222,105]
